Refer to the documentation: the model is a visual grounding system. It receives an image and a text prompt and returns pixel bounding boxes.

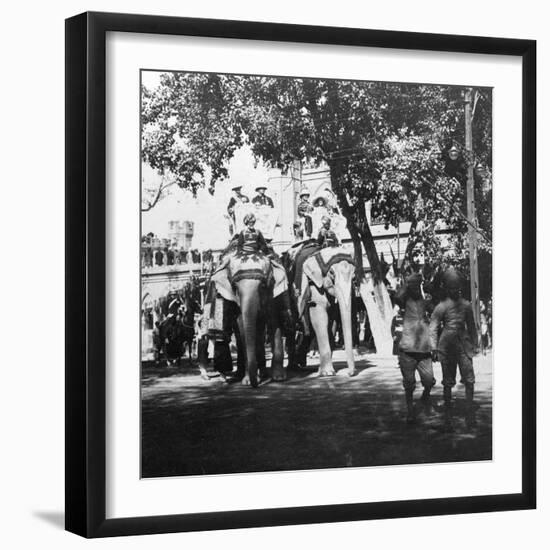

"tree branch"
[422,176,492,246]
[141,177,177,212]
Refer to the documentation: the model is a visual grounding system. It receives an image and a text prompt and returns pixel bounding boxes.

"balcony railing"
[141,246,221,272]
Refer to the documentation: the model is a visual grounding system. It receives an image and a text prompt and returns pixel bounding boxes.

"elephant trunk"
[335,283,355,376]
[237,279,262,387]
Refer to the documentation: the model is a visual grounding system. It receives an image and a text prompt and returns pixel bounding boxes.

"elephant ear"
[211,265,239,304]
[295,255,324,318]
[271,260,288,298]
[296,273,311,319]
[303,255,324,289]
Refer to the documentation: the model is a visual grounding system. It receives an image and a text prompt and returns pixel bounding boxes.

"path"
[141,351,492,478]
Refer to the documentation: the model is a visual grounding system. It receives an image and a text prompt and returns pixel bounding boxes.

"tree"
[141,74,246,203]
[142,74,492,352]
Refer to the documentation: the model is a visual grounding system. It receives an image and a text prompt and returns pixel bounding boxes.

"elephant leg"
[329,319,336,351]
[256,321,268,381]
[283,297,302,371]
[333,263,356,376]
[265,296,286,381]
[287,333,304,370]
[309,294,334,376]
[196,335,210,380]
[213,340,232,375]
[294,320,311,369]
[271,325,286,381]
[286,332,297,370]
[233,318,245,379]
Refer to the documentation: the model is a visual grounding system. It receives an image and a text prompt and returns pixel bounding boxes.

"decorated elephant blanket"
[210,251,288,306]
[288,240,320,293]
[313,250,355,279]
[296,247,355,318]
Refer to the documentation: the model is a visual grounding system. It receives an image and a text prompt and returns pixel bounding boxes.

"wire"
[447,139,493,178]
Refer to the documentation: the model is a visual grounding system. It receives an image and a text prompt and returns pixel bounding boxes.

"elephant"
[285,243,356,377]
[209,248,290,387]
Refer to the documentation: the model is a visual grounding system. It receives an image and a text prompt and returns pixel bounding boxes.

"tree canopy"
[142,72,492,287]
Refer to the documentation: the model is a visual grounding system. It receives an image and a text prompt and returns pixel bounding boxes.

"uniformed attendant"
[237,213,270,255]
[297,190,313,237]
[317,215,339,248]
[394,273,435,424]
[430,268,479,429]
[252,185,274,208]
[227,185,250,234]
[293,221,305,242]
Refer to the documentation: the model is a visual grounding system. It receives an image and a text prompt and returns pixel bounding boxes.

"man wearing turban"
[236,212,270,255]
[394,272,435,424]
[316,215,340,248]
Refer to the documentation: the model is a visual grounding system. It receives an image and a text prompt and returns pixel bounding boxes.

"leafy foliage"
[141,73,492,282]
[142,74,246,195]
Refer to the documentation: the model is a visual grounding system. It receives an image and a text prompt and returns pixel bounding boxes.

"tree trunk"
[335,283,355,375]
[329,163,394,356]
[357,273,394,355]
[402,219,419,271]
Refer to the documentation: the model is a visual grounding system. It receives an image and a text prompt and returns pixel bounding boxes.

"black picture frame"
[65,11,536,538]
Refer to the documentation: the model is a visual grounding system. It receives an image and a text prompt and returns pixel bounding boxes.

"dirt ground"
[141,350,492,478]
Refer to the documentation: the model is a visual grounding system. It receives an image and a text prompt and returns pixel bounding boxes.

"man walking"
[394,273,435,424]
[430,268,478,429]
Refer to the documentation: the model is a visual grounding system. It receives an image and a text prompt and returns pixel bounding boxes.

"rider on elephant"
[234,213,294,334]
[201,211,294,385]
[317,215,340,248]
[236,213,270,255]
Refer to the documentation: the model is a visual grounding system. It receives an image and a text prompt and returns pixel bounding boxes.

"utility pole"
[464,88,481,334]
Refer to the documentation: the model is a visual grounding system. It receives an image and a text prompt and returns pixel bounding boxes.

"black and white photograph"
[0,0,543,545]
[140,71,494,478]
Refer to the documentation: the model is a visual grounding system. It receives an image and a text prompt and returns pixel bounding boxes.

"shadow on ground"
[33,511,65,530]
[141,354,492,478]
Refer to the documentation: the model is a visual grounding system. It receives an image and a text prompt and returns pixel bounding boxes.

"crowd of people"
[148,280,203,366]
[143,183,492,429]
[146,259,491,429]
[391,268,490,428]
[141,241,215,269]
[227,184,274,235]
